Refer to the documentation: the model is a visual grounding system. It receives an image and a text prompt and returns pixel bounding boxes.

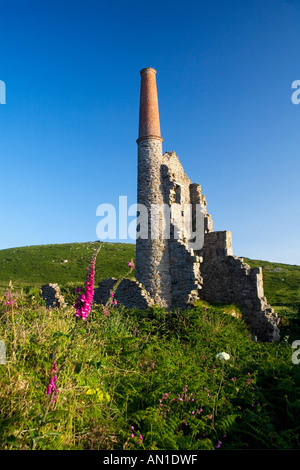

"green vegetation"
[0,295,299,450]
[243,257,300,342]
[0,243,299,311]
[243,257,300,309]
[0,242,136,291]
[1,242,298,341]
[0,243,299,450]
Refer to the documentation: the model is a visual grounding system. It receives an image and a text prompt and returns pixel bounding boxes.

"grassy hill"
[0,242,299,307]
[243,257,300,310]
[0,243,299,450]
[0,242,299,338]
[0,241,136,291]
[0,242,299,296]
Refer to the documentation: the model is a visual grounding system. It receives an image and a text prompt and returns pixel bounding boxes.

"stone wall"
[93,278,154,310]
[198,231,280,341]
[40,283,66,309]
[189,183,213,234]
[160,151,204,308]
[136,142,280,341]
[136,138,172,308]
[161,151,192,207]
[133,66,279,341]
[138,145,279,340]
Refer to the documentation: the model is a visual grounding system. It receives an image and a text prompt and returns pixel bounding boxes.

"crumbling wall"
[161,151,192,207]
[41,283,66,309]
[161,151,203,308]
[189,183,213,234]
[157,150,279,340]
[199,231,280,341]
[134,67,279,341]
[94,278,154,309]
[160,151,280,341]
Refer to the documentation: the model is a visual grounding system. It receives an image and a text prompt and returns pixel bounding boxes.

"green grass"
[0,245,299,450]
[243,257,300,310]
[0,242,299,340]
[0,241,136,291]
[0,243,299,308]
[0,299,299,450]
[243,257,300,342]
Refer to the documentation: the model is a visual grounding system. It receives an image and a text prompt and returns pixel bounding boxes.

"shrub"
[0,255,299,450]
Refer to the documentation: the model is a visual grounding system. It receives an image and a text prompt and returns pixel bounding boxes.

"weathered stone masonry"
[128,67,279,341]
[80,68,280,341]
[41,283,66,309]
[198,231,279,341]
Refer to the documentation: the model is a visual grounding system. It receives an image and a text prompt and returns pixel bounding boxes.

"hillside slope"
[0,242,299,319]
[0,241,135,290]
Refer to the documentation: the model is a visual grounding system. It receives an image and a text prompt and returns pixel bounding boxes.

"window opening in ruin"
[175,185,181,204]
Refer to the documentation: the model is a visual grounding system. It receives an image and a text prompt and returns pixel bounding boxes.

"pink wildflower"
[47,361,59,401]
[128,259,135,269]
[74,246,101,320]
[102,305,109,316]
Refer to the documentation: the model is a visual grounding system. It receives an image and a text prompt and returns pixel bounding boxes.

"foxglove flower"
[74,245,101,320]
[47,361,58,401]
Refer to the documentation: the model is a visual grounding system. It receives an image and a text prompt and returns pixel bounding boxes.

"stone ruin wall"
[40,149,280,342]
[198,231,279,342]
[39,64,280,342]
[161,151,279,341]
[93,277,154,310]
[41,283,66,309]
[135,138,172,308]
[161,151,203,307]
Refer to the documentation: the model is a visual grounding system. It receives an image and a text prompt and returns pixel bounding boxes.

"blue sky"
[0,0,299,264]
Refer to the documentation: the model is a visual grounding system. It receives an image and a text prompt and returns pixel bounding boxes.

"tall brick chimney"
[136,67,172,307]
[137,67,162,142]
